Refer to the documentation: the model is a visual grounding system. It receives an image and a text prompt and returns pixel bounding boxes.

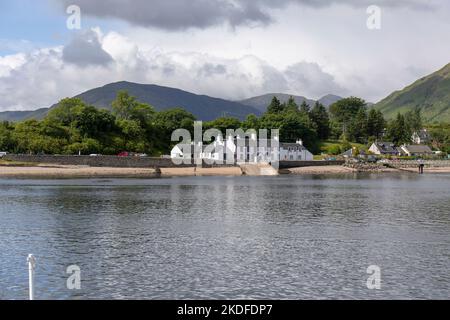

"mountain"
[318,94,344,107]
[0,82,262,122]
[375,63,450,122]
[67,81,261,121]
[239,93,342,113]
[0,108,49,122]
[0,82,345,122]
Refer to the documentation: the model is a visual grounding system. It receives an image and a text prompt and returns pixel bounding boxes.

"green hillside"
[375,63,450,122]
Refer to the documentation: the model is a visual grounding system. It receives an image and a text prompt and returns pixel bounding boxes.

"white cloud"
[55,0,440,30]
[285,62,347,98]
[62,29,113,66]
[2,1,450,111]
[0,53,27,77]
[0,29,346,111]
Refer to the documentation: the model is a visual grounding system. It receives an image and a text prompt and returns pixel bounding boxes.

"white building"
[279,140,313,161]
[171,136,313,164]
[411,129,430,145]
[369,141,401,156]
[400,145,433,157]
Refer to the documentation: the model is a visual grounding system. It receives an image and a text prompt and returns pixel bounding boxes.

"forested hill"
[239,93,342,113]
[375,63,450,122]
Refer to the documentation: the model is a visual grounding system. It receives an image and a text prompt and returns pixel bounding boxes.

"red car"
[118,151,130,157]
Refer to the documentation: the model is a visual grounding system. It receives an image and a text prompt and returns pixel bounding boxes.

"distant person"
[418,159,425,174]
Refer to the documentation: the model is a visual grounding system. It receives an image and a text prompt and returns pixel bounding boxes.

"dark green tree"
[260,111,318,153]
[153,108,196,152]
[347,108,368,143]
[310,102,330,140]
[284,97,299,113]
[329,97,367,137]
[0,121,14,151]
[299,101,310,114]
[47,98,86,126]
[405,107,423,134]
[242,114,260,131]
[387,113,411,145]
[112,90,156,128]
[367,109,386,139]
[266,96,284,114]
[73,106,116,138]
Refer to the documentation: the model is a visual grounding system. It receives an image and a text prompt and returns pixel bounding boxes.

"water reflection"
[0,174,449,299]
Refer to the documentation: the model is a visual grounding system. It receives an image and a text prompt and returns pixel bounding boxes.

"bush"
[328,145,341,155]
[341,140,352,153]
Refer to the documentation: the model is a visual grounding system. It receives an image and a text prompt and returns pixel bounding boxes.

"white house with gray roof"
[369,141,402,156]
[400,145,433,157]
[171,136,313,164]
[411,129,431,145]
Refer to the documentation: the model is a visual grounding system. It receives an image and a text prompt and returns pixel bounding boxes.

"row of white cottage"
[171,135,313,163]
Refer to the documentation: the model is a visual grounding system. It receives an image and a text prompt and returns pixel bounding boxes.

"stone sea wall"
[382,160,450,168]
[4,154,179,168]
[4,154,347,169]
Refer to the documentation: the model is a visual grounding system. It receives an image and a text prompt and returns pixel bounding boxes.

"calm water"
[0,174,449,300]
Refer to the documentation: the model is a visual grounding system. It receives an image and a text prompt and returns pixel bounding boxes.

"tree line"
[0,91,449,156]
[0,91,195,156]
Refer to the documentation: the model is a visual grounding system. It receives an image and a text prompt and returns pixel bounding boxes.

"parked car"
[118,151,130,157]
[0,152,7,158]
[118,152,148,157]
[89,154,101,157]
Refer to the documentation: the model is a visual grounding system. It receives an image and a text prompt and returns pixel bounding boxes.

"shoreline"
[284,165,450,175]
[0,164,243,178]
[1,163,450,178]
[0,165,160,178]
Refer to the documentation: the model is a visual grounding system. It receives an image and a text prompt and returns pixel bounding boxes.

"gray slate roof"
[403,145,433,154]
[374,142,399,154]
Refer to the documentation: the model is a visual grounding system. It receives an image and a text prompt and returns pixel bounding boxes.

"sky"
[0,0,450,111]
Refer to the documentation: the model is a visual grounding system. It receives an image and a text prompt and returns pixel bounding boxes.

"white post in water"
[27,254,36,300]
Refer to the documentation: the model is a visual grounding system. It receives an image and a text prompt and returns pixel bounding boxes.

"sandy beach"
[1,163,450,178]
[0,165,159,178]
[0,164,244,178]
[282,165,356,175]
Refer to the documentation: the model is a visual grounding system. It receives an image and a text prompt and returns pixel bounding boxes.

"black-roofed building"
[369,141,401,156]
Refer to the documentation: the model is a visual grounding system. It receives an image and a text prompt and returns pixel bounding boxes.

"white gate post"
[27,254,36,300]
